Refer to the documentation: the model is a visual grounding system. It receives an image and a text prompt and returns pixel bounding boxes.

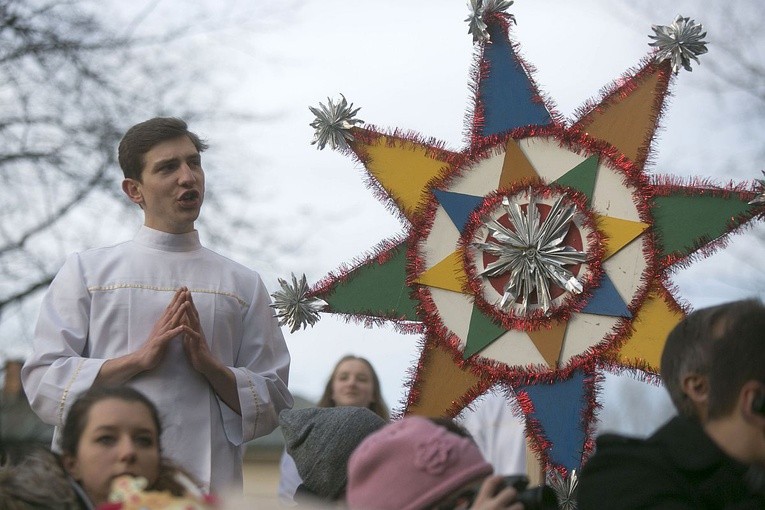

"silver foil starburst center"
[474,192,587,315]
[649,15,708,74]
[269,273,328,333]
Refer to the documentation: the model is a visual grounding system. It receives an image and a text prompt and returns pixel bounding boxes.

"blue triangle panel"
[581,273,632,318]
[520,370,587,471]
[433,189,484,233]
[479,22,552,137]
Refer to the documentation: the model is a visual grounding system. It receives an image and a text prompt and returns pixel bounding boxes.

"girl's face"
[63,398,160,506]
[331,359,376,408]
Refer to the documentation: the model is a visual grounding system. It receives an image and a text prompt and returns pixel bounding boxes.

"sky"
[4,0,765,438]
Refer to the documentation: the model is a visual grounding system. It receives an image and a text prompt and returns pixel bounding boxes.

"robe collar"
[134,225,202,252]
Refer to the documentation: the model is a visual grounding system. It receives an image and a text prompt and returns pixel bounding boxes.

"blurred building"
[242,394,314,498]
[0,359,54,460]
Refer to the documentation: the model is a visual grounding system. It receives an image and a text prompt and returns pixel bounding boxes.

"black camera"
[501,475,559,510]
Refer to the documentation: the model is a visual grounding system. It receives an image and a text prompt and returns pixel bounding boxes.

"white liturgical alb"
[22,226,293,493]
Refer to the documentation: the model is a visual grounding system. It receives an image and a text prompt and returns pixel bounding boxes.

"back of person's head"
[279,406,386,501]
[346,416,493,510]
[427,417,474,439]
[0,446,79,510]
[662,303,723,418]
[703,299,765,420]
[59,385,163,457]
[317,354,389,421]
[118,117,208,180]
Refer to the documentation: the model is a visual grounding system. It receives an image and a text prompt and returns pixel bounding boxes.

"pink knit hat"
[346,416,493,510]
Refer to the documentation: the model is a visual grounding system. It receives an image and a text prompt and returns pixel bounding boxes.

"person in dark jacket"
[578,299,765,509]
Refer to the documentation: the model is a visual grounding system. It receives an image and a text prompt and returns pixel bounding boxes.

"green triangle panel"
[322,242,419,320]
[463,305,508,358]
[652,193,755,259]
[553,155,598,206]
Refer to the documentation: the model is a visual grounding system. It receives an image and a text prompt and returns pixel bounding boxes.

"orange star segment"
[598,216,651,259]
[498,138,541,189]
[407,343,485,417]
[353,134,456,220]
[617,287,684,371]
[575,62,671,167]
[414,251,468,293]
[527,320,569,369]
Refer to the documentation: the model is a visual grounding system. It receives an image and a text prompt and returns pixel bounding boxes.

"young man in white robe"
[21,117,293,494]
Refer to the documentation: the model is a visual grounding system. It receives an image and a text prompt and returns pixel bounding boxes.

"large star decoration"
[297,8,763,475]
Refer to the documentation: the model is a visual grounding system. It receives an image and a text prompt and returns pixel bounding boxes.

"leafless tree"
[696,2,765,114]
[619,0,765,150]
[0,0,289,339]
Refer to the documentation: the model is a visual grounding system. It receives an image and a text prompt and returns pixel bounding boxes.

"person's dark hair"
[0,446,80,510]
[60,386,197,498]
[317,355,389,421]
[118,117,208,181]
[60,385,162,457]
[428,417,474,440]
[704,299,765,419]
[661,303,725,418]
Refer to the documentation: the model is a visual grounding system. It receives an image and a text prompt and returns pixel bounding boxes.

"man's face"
[123,136,205,234]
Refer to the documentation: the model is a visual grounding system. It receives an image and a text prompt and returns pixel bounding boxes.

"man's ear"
[682,374,709,405]
[752,391,765,416]
[742,382,765,420]
[736,381,765,430]
[122,178,143,206]
[61,454,80,480]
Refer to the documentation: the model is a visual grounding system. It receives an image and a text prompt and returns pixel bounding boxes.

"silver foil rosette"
[649,15,708,74]
[270,273,327,333]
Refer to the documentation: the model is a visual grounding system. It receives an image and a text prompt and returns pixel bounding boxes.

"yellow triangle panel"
[598,216,650,260]
[407,344,483,417]
[528,320,568,369]
[357,135,455,221]
[414,251,468,294]
[618,287,684,372]
[498,138,541,190]
[575,63,670,167]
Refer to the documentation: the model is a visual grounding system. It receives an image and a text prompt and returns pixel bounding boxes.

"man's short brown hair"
[118,117,208,180]
[705,299,765,419]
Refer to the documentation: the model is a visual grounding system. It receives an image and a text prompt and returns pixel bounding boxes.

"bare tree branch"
[0,277,53,312]
[0,161,108,257]
[0,0,293,326]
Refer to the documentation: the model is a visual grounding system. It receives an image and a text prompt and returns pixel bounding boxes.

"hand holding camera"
[469,475,559,510]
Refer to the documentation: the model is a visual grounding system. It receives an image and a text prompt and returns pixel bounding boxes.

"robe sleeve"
[217,274,293,444]
[21,253,106,427]
[278,450,303,504]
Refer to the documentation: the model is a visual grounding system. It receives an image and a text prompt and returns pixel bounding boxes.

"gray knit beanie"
[279,406,387,500]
